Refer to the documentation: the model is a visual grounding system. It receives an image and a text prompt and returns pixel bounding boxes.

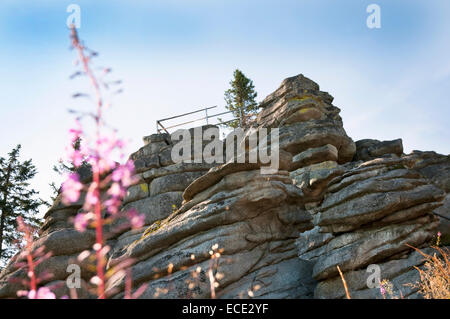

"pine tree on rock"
[223,69,258,128]
[0,145,42,265]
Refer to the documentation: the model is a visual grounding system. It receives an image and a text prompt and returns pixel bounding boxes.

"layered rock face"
[0,74,448,299]
[107,156,315,298]
[298,156,444,298]
[257,74,356,165]
[404,151,450,244]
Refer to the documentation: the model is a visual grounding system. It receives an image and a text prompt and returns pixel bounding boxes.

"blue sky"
[0,0,449,208]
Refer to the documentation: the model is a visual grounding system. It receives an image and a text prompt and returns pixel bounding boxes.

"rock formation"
[0,74,448,299]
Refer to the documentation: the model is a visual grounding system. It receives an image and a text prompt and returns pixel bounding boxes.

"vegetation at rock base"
[407,244,450,299]
[336,235,450,300]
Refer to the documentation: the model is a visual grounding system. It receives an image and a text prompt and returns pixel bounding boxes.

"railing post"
[156,106,235,134]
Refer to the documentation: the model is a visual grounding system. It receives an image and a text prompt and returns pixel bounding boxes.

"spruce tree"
[0,145,42,265]
[223,69,258,128]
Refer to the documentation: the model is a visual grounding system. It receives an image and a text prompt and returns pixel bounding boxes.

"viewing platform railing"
[156,106,238,134]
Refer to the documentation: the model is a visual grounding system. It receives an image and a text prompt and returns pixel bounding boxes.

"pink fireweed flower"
[115,138,126,151]
[112,160,137,187]
[127,209,145,229]
[77,250,91,262]
[83,182,99,210]
[436,231,442,246]
[104,197,122,215]
[379,284,386,297]
[66,146,84,168]
[93,157,116,175]
[108,182,126,198]
[28,287,56,299]
[93,134,123,171]
[72,150,83,167]
[62,173,83,204]
[74,212,94,232]
[68,120,83,144]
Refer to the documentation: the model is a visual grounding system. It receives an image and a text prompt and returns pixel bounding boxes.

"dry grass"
[407,245,450,299]
[336,244,449,300]
[337,265,351,299]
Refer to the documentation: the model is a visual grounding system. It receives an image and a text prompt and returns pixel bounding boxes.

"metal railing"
[156,106,238,134]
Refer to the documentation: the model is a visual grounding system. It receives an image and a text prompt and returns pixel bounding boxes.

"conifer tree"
[223,69,258,128]
[0,145,42,264]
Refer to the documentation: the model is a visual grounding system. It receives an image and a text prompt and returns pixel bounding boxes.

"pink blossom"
[72,150,84,167]
[108,182,126,198]
[112,160,137,187]
[95,134,120,168]
[438,231,442,237]
[62,173,83,204]
[83,182,99,210]
[74,213,91,232]
[77,250,91,262]
[28,287,56,299]
[90,155,115,175]
[68,120,83,144]
[127,209,145,229]
[66,146,84,168]
[104,197,122,215]
[379,285,386,296]
[115,138,126,150]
